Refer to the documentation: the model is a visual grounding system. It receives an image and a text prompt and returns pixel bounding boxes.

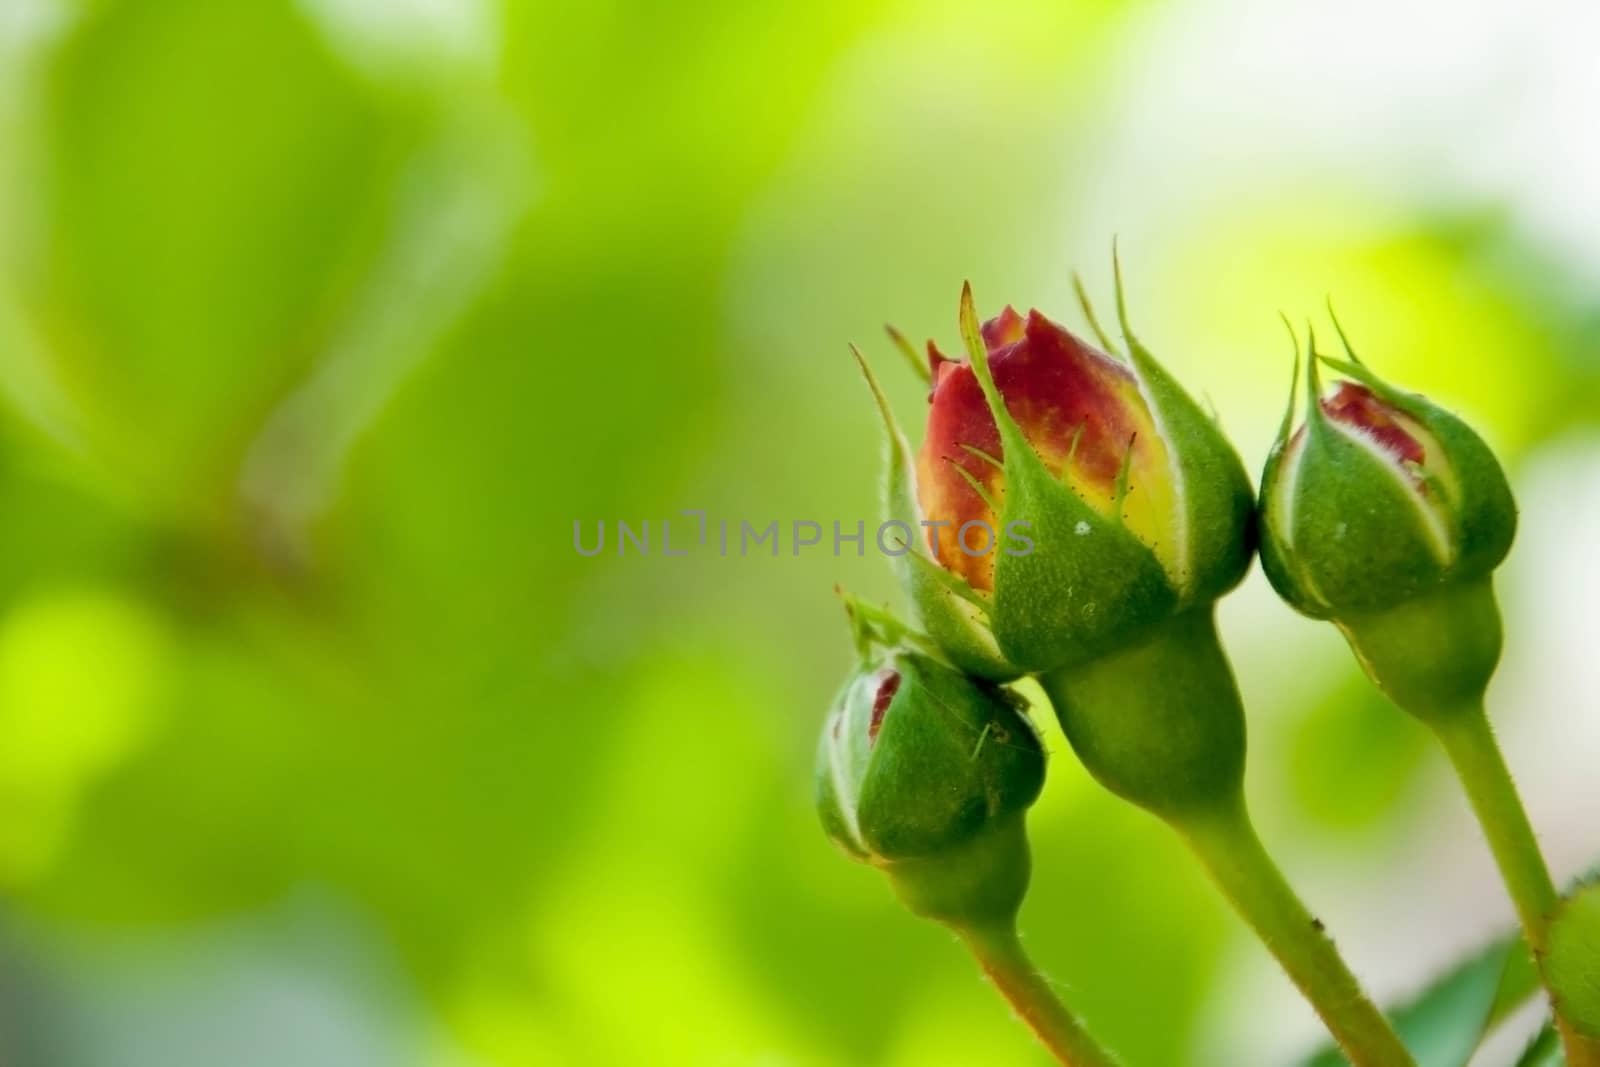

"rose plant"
[816,260,1600,1067]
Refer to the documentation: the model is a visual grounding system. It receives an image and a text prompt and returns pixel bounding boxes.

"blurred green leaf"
[1515,1022,1562,1067]
[1287,675,1429,834]
[40,0,414,512]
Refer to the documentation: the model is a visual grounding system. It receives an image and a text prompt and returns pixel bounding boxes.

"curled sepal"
[1110,251,1255,605]
[814,645,1045,925]
[1258,321,1310,615]
[838,590,940,665]
[1546,882,1600,1042]
[851,345,1019,680]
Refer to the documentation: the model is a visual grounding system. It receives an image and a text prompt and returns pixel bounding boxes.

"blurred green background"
[1,0,1598,1064]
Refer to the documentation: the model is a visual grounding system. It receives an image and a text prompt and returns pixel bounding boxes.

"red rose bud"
[918,306,1178,592]
[855,266,1253,676]
[1258,317,1518,715]
[815,645,1045,925]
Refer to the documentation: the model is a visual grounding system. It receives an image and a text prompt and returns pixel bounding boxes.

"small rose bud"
[1259,337,1516,618]
[1258,320,1518,714]
[855,267,1253,677]
[815,647,1045,925]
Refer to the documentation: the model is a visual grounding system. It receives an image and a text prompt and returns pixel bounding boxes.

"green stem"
[1178,795,1415,1067]
[1430,705,1600,1067]
[1432,706,1557,948]
[1039,612,1410,1065]
[957,922,1119,1067]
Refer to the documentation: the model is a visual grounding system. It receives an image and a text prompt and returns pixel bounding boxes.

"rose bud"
[816,603,1117,1065]
[1255,319,1590,1064]
[855,271,1253,678]
[815,644,1045,926]
[1258,321,1517,715]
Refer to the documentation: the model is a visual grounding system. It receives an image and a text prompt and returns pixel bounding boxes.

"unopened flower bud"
[856,266,1253,677]
[1258,319,1518,715]
[815,647,1045,926]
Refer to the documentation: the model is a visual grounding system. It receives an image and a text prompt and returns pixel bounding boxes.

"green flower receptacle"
[1039,606,1246,823]
[1336,577,1504,724]
[882,814,1032,927]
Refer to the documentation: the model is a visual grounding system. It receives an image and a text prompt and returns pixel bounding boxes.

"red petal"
[917,309,1147,591]
[982,306,1027,349]
[1005,310,1141,485]
[918,360,1003,590]
[868,669,900,743]
[1322,383,1425,465]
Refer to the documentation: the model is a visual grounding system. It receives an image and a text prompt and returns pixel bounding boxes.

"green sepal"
[1284,391,1450,615]
[957,284,1178,673]
[1405,397,1517,582]
[814,738,870,861]
[884,323,932,387]
[854,655,1043,859]
[1315,353,1516,580]
[1072,271,1122,356]
[987,429,1177,671]
[850,345,1019,681]
[1112,256,1256,606]
[838,593,942,668]
[1259,324,1326,617]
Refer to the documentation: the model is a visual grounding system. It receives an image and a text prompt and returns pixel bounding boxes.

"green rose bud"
[855,264,1253,678]
[815,645,1045,926]
[813,603,1118,1066]
[1258,319,1518,716]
